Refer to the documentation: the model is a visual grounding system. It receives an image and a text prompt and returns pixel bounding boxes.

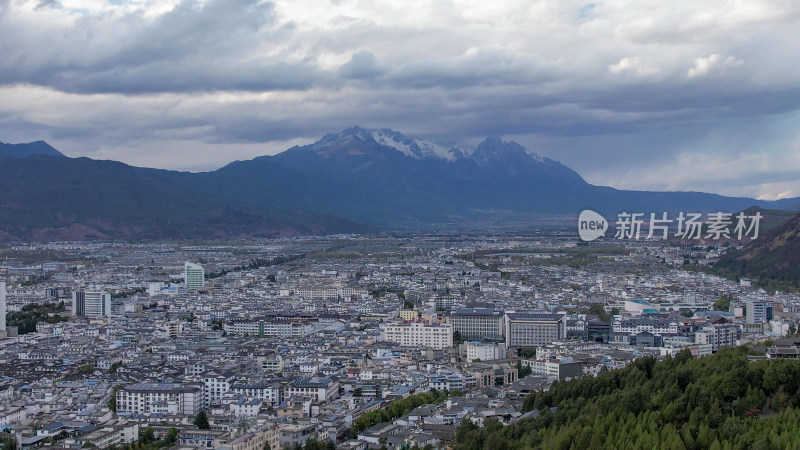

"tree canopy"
[454,347,800,449]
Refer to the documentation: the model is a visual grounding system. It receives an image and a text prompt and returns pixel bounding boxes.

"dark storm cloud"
[338,51,383,80]
[2,0,800,198]
[0,0,333,94]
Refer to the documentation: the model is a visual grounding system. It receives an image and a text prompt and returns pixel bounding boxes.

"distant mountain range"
[0,140,64,159]
[712,210,800,292]
[0,127,798,240]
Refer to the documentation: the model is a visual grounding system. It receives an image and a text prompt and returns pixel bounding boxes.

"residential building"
[115,383,202,415]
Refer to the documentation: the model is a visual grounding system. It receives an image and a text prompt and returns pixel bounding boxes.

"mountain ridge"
[0,127,798,240]
[712,211,800,292]
[0,140,65,159]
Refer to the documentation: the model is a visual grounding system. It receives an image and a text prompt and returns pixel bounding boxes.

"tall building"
[0,282,6,338]
[744,298,773,324]
[504,312,568,348]
[72,290,112,318]
[185,262,205,290]
[445,307,504,341]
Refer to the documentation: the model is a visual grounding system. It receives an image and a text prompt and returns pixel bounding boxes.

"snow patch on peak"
[370,130,418,159]
[526,150,544,162]
[370,129,473,161]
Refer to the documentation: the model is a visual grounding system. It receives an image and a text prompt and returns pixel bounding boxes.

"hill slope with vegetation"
[711,213,800,292]
[454,348,800,449]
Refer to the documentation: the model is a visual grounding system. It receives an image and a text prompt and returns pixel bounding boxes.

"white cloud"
[687,54,744,78]
[609,57,660,76]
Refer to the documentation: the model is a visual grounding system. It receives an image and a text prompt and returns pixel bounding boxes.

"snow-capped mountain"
[307,126,551,165]
[308,126,474,161]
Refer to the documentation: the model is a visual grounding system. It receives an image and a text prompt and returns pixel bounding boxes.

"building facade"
[504,312,567,348]
[380,322,453,350]
[116,383,202,415]
[72,290,112,318]
[445,308,504,341]
[185,262,205,290]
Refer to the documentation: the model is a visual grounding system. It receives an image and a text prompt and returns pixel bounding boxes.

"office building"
[380,321,453,350]
[504,312,567,348]
[744,298,773,324]
[185,262,205,290]
[445,307,504,341]
[72,290,112,318]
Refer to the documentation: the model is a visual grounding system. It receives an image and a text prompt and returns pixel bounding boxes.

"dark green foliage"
[76,364,94,374]
[709,213,800,292]
[589,303,610,322]
[111,288,145,299]
[345,389,450,436]
[714,294,733,311]
[300,439,336,450]
[7,302,68,334]
[193,410,210,430]
[456,348,800,449]
[113,427,177,450]
[517,360,533,378]
[206,255,302,280]
[108,385,124,412]
[1,435,17,450]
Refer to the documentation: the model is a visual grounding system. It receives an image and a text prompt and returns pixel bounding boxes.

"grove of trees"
[453,347,800,449]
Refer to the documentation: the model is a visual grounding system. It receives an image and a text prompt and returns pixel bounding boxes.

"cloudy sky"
[1,0,800,199]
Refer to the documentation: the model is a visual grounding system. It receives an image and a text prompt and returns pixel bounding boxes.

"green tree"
[193,410,210,430]
[163,428,178,447]
[108,385,124,412]
[517,360,533,378]
[139,427,155,445]
[714,295,732,311]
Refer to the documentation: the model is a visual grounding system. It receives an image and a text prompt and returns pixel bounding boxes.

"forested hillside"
[454,348,800,449]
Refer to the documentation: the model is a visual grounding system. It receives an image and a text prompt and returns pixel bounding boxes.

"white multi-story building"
[695,324,740,352]
[464,342,506,362]
[285,377,339,403]
[744,298,773,324]
[445,308,504,341]
[223,319,315,337]
[231,383,283,406]
[202,372,233,408]
[504,312,568,348]
[380,322,453,350]
[612,318,679,335]
[115,383,202,416]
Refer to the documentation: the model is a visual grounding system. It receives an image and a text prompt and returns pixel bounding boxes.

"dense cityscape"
[0,233,795,449]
